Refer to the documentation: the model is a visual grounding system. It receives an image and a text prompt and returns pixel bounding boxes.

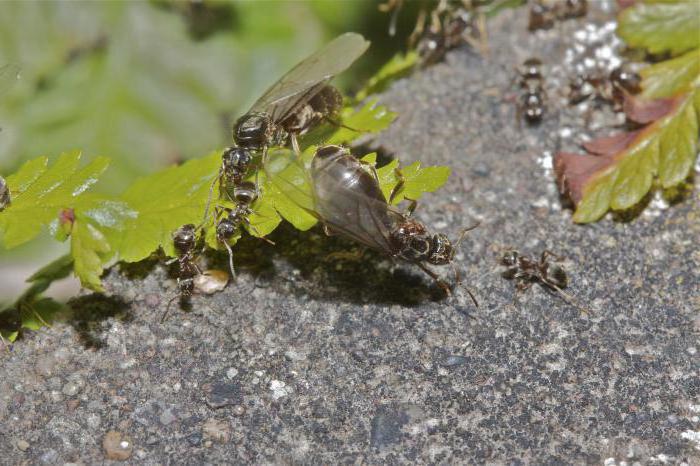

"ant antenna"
[454,220,480,251]
[548,283,590,315]
[161,294,179,323]
[202,168,223,227]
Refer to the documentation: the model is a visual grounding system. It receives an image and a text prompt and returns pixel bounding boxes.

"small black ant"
[529,0,587,32]
[516,57,546,125]
[163,223,201,322]
[499,249,588,312]
[500,249,567,291]
[569,64,641,111]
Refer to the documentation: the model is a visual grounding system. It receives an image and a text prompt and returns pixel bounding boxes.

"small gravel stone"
[204,381,243,409]
[62,380,81,397]
[441,355,468,367]
[16,439,29,451]
[202,419,230,443]
[159,408,177,426]
[102,431,133,461]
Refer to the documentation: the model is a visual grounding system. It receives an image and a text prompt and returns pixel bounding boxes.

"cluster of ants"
[515,57,641,126]
[161,28,587,321]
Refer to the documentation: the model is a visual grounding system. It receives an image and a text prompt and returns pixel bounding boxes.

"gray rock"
[0,4,698,465]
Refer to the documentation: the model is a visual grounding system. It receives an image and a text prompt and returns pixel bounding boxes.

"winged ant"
[269,144,479,305]
[202,33,370,271]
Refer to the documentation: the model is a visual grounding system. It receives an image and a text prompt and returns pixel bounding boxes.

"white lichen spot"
[680,430,700,450]
[269,380,289,400]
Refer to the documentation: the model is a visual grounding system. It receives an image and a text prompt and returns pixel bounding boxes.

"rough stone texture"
[1,7,699,465]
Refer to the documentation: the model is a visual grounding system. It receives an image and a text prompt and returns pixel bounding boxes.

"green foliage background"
[0,0,418,301]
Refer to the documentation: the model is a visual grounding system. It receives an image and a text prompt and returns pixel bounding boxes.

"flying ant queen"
[269,144,479,305]
[201,33,370,277]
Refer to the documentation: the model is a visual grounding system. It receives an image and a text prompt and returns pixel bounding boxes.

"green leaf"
[617,2,700,56]
[354,52,418,102]
[266,146,452,230]
[555,92,699,223]
[112,150,220,262]
[641,50,700,99]
[0,1,332,193]
[27,253,73,284]
[301,100,397,150]
[389,162,451,205]
[0,151,110,248]
[262,147,318,231]
[71,218,110,291]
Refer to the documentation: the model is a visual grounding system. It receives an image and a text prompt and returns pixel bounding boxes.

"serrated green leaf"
[641,50,700,99]
[0,151,110,248]
[112,151,220,262]
[5,156,48,195]
[71,219,110,291]
[558,92,699,223]
[618,2,700,56]
[391,162,451,204]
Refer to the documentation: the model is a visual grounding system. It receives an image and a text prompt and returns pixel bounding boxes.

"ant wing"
[248,33,369,124]
[266,148,403,255]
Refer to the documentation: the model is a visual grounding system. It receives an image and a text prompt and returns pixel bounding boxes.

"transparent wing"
[249,33,370,123]
[266,148,404,254]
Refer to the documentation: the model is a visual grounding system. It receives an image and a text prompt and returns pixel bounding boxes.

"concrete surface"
[1,6,698,465]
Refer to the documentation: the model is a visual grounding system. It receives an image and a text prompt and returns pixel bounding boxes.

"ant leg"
[242,218,275,245]
[322,224,337,237]
[451,262,479,308]
[161,294,179,323]
[201,169,223,226]
[404,199,418,217]
[408,7,427,48]
[515,279,532,292]
[221,240,236,280]
[541,250,564,262]
[416,262,452,296]
[290,134,301,157]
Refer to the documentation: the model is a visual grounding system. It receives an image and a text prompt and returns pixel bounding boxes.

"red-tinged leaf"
[555,91,698,222]
[616,0,638,11]
[554,152,618,205]
[623,94,677,124]
[582,131,642,156]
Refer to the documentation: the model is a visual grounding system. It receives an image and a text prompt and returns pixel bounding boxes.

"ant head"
[234,113,270,150]
[173,224,196,254]
[427,233,453,266]
[216,217,236,241]
[500,250,519,266]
